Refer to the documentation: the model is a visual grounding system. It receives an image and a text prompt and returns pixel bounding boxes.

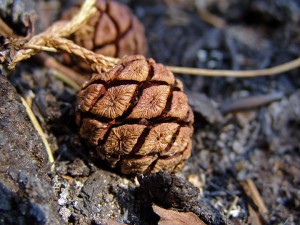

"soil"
[0,0,300,224]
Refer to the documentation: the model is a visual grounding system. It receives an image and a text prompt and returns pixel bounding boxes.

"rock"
[139,172,232,225]
[0,75,62,224]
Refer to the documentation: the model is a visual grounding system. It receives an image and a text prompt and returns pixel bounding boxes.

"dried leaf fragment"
[153,205,206,225]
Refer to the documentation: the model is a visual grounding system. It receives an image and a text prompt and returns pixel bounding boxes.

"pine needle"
[20,96,55,171]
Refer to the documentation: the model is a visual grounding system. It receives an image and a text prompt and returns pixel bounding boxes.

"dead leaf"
[153,205,207,225]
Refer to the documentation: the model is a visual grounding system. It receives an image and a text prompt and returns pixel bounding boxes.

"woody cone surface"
[76,55,194,174]
[62,0,147,70]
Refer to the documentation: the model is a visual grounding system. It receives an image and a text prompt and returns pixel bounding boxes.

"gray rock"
[0,75,62,225]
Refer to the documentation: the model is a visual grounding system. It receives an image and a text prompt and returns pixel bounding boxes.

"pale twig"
[241,179,268,221]
[167,57,300,77]
[46,37,121,73]
[20,96,55,171]
[24,44,58,52]
[43,33,300,78]
[57,0,97,38]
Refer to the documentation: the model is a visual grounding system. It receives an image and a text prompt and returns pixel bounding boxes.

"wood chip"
[241,179,269,223]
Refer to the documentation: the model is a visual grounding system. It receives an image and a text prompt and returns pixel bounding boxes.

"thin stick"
[46,37,120,73]
[57,0,97,38]
[167,57,300,77]
[20,96,55,171]
[24,44,58,52]
[241,179,268,221]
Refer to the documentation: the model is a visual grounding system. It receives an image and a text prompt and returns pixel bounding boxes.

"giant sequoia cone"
[76,55,194,175]
[62,0,147,70]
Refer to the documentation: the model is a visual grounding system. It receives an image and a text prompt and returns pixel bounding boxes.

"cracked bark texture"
[76,55,194,174]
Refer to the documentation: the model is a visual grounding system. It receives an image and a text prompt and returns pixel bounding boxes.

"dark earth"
[0,0,300,224]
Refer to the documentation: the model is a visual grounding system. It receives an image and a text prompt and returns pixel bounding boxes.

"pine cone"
[61,0,147,71]
[76,55,194,175]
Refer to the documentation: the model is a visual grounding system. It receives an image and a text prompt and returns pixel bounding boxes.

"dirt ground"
[0,0,300,224]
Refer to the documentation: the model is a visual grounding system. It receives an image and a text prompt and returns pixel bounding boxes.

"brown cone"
[76,55,194,175]
[61,0,147,71]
